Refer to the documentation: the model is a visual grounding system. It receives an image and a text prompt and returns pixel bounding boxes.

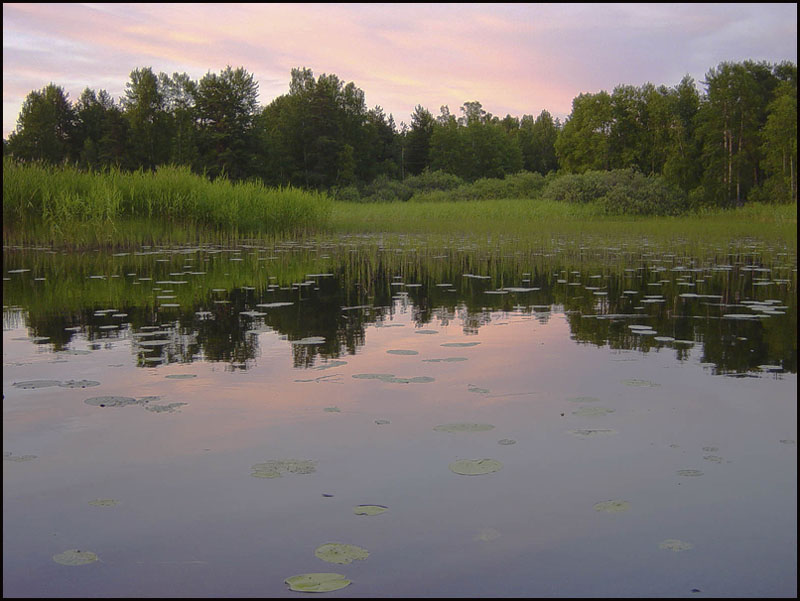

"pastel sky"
[3,3,797,139]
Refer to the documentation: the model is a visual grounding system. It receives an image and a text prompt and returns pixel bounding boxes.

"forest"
[3,59,797,212]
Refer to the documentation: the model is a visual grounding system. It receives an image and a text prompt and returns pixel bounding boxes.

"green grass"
[4,158,796,249]
[328,197,797,246]
[3,158,332,248]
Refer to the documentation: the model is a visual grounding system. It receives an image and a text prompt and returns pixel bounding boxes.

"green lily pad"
[677,469,703,477]
[84,396,140,407]
[352,373,395,381]
[448,458,503,475]
[593,500,630,512]
[285,573,351,593]
[164,374,197,379]
[658,539,694,552]
[474,527,501,541]
[314,542,369,565]
[622,379,660,387]
[4,452,37,462]
[568,396,602,403]
[144,402,187,413]
[88,499,119,507]
[414,329,439,334]
[422,357,468,362]
[467,385,490,394]
[251,459,317,478]
[441,342,480,347]
[434,423,494,433]
[572,407,615,417]
[58,380,100,388]
[497,439,516,445]
[353,505,388,516]
[52,549,99,566]
[386,349,419,355]
[568,429,618,437]
[13,380,61,389]
[292,336,326,345]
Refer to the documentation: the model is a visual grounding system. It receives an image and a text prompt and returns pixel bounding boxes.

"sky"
[2,2,797,139]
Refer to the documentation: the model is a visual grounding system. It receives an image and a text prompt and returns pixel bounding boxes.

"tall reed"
[3,158,333,248]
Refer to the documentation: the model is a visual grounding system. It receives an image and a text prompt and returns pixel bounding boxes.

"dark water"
[3,237,797,597]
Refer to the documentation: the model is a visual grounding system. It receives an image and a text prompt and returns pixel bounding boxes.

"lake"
[3,234,797,597]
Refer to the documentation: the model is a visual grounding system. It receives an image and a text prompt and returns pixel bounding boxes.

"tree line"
[4,60,797,208]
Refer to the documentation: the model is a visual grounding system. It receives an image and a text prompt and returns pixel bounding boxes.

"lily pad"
[285,573,351,593]
[314,542,369,565]
[658,539,694,552]
[52,549,99,566]
[386,349,419,355]
[441,342,480,347]
[4,452,38,462]
[144,402,187,413]
[164,374,197,379]
[622,379,660,387]
[448,458,503,475]
[58,380,100,388]
[84,396,140,408]
[422,357,468,362]
[676,469,704,477]
[568,396,602,403]
[292,336,326,345]
[497,439,516,445]
[568,429,618,437]
[353,505,388,516]
[593,500,630,513]
[251,459,317,478]
[88,499,119,507]
[352,373,395,381]
[467,385,490,394]
[572,407,615,417]
[414,329,439,334]
[12,380,61,390]
[434,423,494,433]
[474,527,502,541]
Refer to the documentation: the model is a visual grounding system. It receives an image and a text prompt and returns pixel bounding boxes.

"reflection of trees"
[4,245,796,374]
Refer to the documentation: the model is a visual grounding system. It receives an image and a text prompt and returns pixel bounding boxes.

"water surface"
[3,236,797,597]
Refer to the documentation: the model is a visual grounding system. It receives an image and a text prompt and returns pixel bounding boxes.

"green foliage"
[540,169,687,215]
[5,59,797,217]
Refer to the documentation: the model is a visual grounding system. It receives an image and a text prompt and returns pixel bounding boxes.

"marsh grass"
[4,158,795,249]
[3,159,332,248]
[329,198,797,246]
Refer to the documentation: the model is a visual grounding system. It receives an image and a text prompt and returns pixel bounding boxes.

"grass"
[3,158,796,250]
[328,197,797,247]
[3,158,332,248]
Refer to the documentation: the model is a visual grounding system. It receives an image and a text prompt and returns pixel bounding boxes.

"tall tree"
[760,80,797,203]
[194,66,260,180]
[6,83,75,164]
[520,110,559,174]
[405,105,435,176]
[555,91,613,172]
[122,67,171,170]
[159,72,199,167]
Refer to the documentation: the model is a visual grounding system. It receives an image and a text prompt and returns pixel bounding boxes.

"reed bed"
[3,159,332,248]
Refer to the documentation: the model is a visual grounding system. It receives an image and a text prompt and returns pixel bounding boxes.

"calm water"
[3,236,797,597]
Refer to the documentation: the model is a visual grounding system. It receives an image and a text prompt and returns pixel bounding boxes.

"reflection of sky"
[3,301,797,596]
[3,3,797,138]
